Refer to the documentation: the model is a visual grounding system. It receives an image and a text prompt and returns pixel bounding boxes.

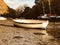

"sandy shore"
[0,20,60,45]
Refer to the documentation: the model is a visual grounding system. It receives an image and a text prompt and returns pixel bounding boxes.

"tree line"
[2,0,60,19]
[18,0,60,19]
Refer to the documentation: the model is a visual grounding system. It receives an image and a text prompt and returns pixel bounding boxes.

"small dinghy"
[13,19,49,29]
[0,17,7,20]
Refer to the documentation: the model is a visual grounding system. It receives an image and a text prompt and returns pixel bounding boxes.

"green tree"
[34,0,60,15]
[2,7,16,18]
[20,7,32,19]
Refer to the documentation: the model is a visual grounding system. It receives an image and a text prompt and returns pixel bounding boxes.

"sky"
[4,0,35,10]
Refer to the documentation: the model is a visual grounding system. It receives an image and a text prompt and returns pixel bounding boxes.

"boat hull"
[0,17,7,20]
[13,19,49,29]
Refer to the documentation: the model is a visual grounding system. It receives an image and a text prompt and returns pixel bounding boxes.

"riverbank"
[0,20,60,45]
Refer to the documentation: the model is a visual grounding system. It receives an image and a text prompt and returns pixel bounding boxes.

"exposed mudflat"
[0,20,60,45]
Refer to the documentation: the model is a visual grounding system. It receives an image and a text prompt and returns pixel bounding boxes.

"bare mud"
[0,20,60,45]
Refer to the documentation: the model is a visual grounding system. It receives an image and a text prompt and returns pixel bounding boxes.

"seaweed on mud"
[13,36,23,39]
[33,32,45,35]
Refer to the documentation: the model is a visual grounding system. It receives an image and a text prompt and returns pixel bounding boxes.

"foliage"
[20,7,32,19]
[2,7,16,19]
[35,0,60,15]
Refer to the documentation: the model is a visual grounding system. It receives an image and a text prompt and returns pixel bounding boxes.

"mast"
[41,0,45,15]
[48,0,51,14]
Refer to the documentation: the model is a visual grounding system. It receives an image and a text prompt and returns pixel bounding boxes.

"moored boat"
[0,17,7,20]
[13,19,49,29]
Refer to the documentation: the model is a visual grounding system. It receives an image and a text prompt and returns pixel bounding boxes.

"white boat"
[0,17,7,20]
[13,19,49,29]
[56,16,60,18]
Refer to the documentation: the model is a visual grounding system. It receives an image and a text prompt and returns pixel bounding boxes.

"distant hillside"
[0,0,16,18]
[0,0,9,14]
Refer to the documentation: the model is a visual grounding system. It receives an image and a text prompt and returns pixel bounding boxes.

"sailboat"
[47,0,56,19]
[40,0,49,19]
